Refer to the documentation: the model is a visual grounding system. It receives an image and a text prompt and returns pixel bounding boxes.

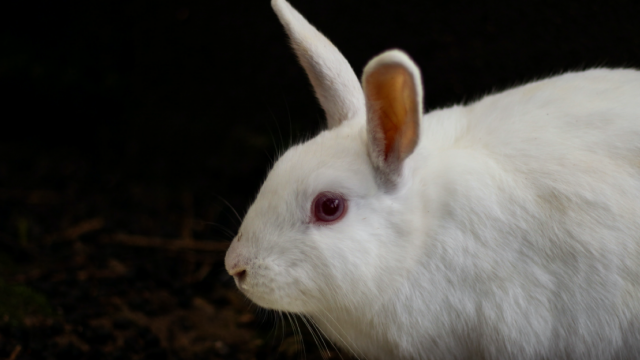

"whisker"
[269,310,281,346]
[283,94,293,148]
[285,313,301,358]
[300,315,328,360]
[292,314,307,360]
[262,100,282,155]
[202,221,236,240]
[286,313,307,360]
[279,310,286,345]
[307,316,345,360]
[317,308,365,360]
[273,105,285,152]
[210,193,243,225]
[263,149,275,164]
[263,100,287,156]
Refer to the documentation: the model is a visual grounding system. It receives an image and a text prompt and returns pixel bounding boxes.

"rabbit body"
[224,1,640,358]
[310,69,640,360]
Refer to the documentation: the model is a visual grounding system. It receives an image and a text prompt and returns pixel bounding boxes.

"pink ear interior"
[365,63,420,163]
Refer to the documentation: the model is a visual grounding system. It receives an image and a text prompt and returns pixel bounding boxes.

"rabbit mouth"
[242,286,304,312]
[237,270,317,312]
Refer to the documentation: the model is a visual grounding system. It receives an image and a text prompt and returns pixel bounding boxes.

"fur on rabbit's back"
[391,67,640,359]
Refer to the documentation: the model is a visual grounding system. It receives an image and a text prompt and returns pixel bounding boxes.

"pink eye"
[312,192,347,224]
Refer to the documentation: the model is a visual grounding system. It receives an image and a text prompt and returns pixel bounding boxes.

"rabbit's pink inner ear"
[365,63,420,164]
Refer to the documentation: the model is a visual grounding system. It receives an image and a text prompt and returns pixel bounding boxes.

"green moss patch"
[0,279,53,324]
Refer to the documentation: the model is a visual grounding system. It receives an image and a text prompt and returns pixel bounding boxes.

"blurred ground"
[1,0,640,358]
[0,182,338,359]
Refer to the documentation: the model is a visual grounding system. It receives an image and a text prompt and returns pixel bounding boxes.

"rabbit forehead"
[263,120,374,197]
[243,121,376,232]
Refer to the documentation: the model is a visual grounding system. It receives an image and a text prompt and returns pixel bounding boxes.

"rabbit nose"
[224,233,249,284]
[230,267,247,282]
[225,256,249,282]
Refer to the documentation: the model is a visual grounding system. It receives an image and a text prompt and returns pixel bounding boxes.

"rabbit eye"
[312,192,347,224]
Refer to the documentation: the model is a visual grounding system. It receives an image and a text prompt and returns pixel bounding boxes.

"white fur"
[271,0,364,129]
[225,1,640,358]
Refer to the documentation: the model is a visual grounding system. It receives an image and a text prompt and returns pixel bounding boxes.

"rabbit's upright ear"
[363,50,423,186]
[272,0,365,129]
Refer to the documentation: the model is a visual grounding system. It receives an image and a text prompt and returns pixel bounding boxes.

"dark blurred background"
[1,0,639,359]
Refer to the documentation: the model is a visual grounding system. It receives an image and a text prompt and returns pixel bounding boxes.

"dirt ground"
[0,179,344,359]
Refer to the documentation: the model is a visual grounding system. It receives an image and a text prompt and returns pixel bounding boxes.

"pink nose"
[230,267,247,282]
[225,233,249,283]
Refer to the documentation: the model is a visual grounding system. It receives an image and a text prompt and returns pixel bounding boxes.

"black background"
[3,0,640,213]
[1,0,640,358]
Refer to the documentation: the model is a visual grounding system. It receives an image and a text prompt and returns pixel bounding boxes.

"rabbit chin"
[241,286,316,314]
[235,265,321,313]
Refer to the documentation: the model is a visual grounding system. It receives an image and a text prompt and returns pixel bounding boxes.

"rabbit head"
[225,0,428,314]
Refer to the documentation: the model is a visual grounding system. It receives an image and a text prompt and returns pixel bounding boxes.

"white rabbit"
[224,0,640,358]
